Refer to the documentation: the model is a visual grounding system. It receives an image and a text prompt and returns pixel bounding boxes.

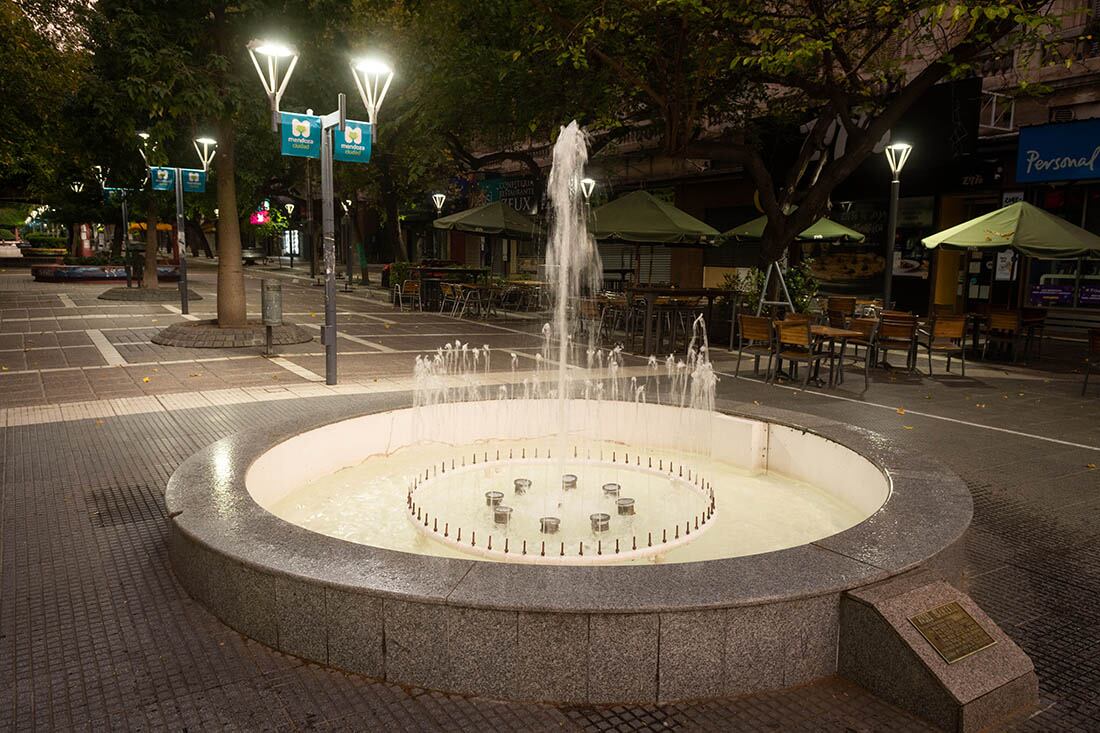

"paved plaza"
[2,262,1099,731]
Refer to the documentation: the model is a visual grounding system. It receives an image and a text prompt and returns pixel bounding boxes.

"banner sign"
[180,168,206,193]
[150,166,175,191]
[280,112,321,159]
[333,120,372,163]
[1017,119,1100,183]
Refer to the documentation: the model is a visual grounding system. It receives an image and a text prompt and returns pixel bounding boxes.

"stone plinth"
[839,572,1037,733]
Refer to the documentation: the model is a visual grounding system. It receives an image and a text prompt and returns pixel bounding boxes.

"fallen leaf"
[753,400,761,405]
[142,377,150,383]
[1087,464,1097,470]
[95,419,103,426]
[189,373,200,377]
[923,394,932,400]
[903,425,914,430]
[896,407,906,415]
[151,319,158,323]
[975,403,986,408]
[384,324,392,330]
[310,312,317,317]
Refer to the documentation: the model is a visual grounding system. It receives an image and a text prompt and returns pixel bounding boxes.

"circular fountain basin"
[166,398,971,704]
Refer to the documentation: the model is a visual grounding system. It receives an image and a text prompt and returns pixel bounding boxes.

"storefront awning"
[922,201,1100,258]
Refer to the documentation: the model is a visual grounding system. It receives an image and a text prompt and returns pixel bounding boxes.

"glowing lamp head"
[354,57,393,76]
[251,40,296,58]
[884,142,913,177]
[195,137,217,146]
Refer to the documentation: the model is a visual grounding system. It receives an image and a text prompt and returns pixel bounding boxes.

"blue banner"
[280,112,321,159]
[150,166,175,191]
[333,120,372,164]
[1017,119,1100,183]
[180,168,206,193]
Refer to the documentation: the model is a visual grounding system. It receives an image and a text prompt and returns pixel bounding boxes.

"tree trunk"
[142,209,160,288]
[110,224,122,258]
[67,225,78,257]
[215,118,247,326]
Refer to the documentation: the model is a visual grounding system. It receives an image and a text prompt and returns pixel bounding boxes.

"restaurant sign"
[1017,119,1100,183]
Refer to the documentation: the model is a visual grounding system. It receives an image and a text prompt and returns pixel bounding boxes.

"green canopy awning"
[725,214,866,243]
[922,201,1100,258]
[432,201,536,239]
[591,190,720,244]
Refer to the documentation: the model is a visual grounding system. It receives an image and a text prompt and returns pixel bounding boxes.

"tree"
[501,0,1057,263]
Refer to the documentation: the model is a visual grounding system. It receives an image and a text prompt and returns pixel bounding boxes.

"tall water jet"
[545,121,602,441]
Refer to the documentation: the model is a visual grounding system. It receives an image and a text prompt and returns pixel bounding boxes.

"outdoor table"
[810,325,862,386]
[625,287,736,354]
[412,265,490,285]
[964,311,1046,360]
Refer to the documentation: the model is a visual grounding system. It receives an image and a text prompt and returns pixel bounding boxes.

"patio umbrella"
[725,214,866,242]
[590,190,720,244]
[432,200,536,239]
[922,201,1100,258]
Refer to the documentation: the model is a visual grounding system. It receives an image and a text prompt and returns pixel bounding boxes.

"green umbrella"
[725,213,866,242]
[922,201,1100,258]
[591,190,719,244]
[432,201,536,239]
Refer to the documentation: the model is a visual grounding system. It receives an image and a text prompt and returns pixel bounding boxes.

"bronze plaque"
[909,601,997,664]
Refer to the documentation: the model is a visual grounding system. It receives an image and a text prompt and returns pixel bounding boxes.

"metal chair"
[983,310,1024,362]
[920,315,967,377]
[845,317,878,386]
[773,319,827,389]
[1083,329,1100,396]
[439,282,460,315]
[875,313,918,372]
[735,314,775,380]
[394,280,422,311]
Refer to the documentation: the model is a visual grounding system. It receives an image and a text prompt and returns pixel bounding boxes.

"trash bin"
[127,243,145,287]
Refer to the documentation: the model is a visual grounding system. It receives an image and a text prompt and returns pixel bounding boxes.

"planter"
[31,264,180,282]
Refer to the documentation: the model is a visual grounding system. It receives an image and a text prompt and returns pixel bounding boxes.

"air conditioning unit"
[1050,107,1076,123]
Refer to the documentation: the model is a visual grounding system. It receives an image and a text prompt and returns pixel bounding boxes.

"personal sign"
[333,120,372,164]
[280,112,321,159]
[150,166,175,191]
[181,168,206,193]
[1017,118,1100,183]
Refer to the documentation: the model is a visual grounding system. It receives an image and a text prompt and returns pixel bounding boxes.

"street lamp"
[350,57,394,142]
[432,192,446,213]
[580,177,596,201]
[247,39,300,131]
[883,141,912,310]
[70,182,84,193]
[194,136,217,171]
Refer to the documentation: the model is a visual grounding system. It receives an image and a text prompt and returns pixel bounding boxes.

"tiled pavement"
[2,262,1099,731]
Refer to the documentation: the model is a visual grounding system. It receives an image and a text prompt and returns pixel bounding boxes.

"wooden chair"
[439,282,460,315]
[1083,329,1100,396]
[773,319,827,389]
[920,315,967,377]
[394,279,422,311]
[735,314,774,380]
[826,296,857,317]
[875,313,918,372]
[983,310,1023,362]
[845,317,878,386]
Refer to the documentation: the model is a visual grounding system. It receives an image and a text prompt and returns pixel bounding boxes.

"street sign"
[181,168,206,193]
[150,166,176,191]
[333,120,372,164]
[280,112,321,159]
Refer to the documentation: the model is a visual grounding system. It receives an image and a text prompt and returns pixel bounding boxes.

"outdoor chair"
[826,309,849,328]
[773,319,827,389]
[983,310,1024,362]
[875,313,918,372]
[394,279,422,311]
[920,315,967,377]
[1022,307,1047,361]
[438,282,460,315]
[1083,329,1100,396]
[845,317,878,386]
[826,296,857,318]
[735,314,774,380]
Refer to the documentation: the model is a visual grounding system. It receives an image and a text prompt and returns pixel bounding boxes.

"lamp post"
[341,198,353,290]
[141,133,216,311]
[580,177,596,202]
[284,203,296,269]
[883,142,912,310]
[248,42,394,385]
[247,40,299,132]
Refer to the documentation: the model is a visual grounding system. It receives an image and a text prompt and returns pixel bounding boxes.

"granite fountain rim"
[165,393,973,614]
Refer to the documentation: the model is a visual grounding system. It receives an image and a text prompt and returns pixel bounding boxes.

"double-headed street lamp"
[140,132,217,312]
[883,141,913,310]
[247,38,394,385]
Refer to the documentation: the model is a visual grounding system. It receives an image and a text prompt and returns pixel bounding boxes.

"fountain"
[166,121,973,704]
